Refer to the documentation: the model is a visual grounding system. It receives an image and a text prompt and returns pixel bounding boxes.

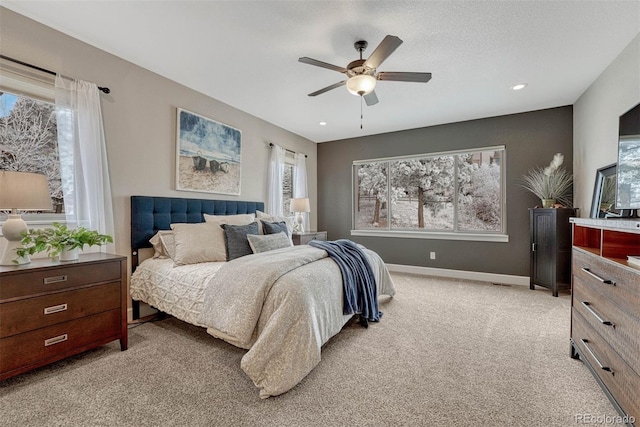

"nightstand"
[0,252,128,380]
[292,231,327,245]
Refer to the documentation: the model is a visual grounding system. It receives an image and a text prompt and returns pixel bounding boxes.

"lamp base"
[296,213,305,233]
[0,214,30,266]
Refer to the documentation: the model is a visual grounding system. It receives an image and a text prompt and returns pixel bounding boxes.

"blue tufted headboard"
[131,195,264,254]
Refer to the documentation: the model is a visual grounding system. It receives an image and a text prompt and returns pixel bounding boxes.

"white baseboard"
[386,264,530,287]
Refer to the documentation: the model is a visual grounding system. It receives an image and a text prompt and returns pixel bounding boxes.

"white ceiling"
[3,1,639,143]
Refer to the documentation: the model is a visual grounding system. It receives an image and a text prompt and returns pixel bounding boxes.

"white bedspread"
[130,245,395,399]
[130,259,224,326]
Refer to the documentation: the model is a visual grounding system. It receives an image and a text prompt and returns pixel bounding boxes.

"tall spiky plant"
[521,153,574,207]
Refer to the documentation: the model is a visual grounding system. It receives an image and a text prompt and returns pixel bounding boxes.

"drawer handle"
[580,339,614,375]
[44,334,68,347]
[43,275,68,285]
[581,302,614,327]
[581,268,615,286]
[44,303,68,315]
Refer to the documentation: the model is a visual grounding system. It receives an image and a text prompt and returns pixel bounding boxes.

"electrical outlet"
[430,252,436,260]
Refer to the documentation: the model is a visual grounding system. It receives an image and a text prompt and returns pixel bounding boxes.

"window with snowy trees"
[0,90,63,214]
[353,147,505,237]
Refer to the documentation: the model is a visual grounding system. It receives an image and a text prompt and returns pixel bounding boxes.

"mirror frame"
[590,163,617,218]
[590,163,638,218]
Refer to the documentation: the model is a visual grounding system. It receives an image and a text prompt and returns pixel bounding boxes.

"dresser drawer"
[0,282,121,338]
[573,249,640,315]
[572,277,640,375]
[572,310,640,421]
[0,260,121,301]
[0,309,121,376]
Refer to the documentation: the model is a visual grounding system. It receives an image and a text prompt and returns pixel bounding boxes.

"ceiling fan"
[298,35,432,106]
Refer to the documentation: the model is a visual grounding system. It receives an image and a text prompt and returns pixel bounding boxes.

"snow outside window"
[352,146,507,242]
[0,90,66,223]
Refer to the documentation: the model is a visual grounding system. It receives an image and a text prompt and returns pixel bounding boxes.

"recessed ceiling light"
[319,121,327,126]
[510,83,528,91]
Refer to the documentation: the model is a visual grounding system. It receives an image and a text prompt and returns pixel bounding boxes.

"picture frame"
[175,108,242,195]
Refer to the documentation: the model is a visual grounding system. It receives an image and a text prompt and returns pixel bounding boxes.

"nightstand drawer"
[0,260,121,301]
[0,282,121,338]
[292,231,327,245]
[0,309,121,376]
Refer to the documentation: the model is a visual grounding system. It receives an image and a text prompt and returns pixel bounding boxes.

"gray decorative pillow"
[222,222,259,261]
[247,232,292,254]
[262,221,289,237]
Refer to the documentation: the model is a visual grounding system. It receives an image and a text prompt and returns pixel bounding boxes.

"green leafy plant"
[15,223,113,262]
[521,153,574,207]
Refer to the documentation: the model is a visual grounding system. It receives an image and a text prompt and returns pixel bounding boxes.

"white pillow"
[247,232,292,254]
[159,232,176,260]
[149,230,174,258]
[203,213,255,224]
[170,222,226,265]
[256,210,295,236]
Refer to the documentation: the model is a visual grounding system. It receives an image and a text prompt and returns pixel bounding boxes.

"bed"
[129,195,395,398]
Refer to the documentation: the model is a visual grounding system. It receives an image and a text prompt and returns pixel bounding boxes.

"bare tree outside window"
[282,164,294,215]
[354,148,505,234]
[0,91,63,212]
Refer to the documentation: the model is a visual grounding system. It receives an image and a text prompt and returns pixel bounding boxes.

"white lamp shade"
[0,171,52,211]
[290,197,310,213]
[346,75,377,96]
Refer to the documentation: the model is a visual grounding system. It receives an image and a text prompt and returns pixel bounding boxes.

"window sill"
[350,229,509,242]
[0,215,68,237]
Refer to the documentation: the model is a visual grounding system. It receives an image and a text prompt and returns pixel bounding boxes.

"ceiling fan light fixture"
[346,74,376,96]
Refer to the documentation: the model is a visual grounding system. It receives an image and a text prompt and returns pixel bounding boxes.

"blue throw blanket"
[309,239,381,324]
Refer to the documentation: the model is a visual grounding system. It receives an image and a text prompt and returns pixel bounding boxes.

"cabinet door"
[531,211,555,287]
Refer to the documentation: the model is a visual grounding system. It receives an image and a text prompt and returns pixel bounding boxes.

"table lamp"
[0,171,52,265]
[290,197,310,233]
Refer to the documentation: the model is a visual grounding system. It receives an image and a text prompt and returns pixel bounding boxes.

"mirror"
[590,163,637,218]
[590,164,617,218]
[616,103,640,210]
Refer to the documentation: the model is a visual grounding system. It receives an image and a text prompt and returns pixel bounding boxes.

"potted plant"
[15,223,113,263]
[521,153,574,208]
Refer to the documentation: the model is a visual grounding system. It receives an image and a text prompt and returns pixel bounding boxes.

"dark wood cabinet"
[529,208,576,296]
[0,253,128,380]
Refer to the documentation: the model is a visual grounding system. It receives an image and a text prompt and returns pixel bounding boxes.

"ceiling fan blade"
[308,81,346,97]
[364,91,379,106]
[363,35,403,69]
[298,57,347,73]
[377,72,432,83]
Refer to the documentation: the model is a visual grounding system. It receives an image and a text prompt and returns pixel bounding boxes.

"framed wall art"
[176,108,242,195]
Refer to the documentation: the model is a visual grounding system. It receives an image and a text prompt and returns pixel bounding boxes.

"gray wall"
[318,106,573,277]
[574,33,640,216]
[0,7,318,263]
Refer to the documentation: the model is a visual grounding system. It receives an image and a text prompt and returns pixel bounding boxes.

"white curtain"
[293,152,309,232]
[267,144,285,216]
[55,75,115,252]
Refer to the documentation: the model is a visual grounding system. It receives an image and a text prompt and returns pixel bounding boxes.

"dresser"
[570,218,639,426]
[529,208,576,296]
[292,231,327,245]
[0,253,128,380]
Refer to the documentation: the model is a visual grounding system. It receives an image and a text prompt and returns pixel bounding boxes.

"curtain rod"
[269,143,307,158]
[0,54,111,94]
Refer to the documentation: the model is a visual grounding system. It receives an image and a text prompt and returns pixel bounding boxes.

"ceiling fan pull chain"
[360,96,364,129]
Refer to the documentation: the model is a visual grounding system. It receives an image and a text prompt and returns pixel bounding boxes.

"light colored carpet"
[0,273,618,426]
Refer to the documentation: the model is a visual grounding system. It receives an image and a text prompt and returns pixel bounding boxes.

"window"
[0,62,64,223]
[0,91,63,214]
[353,146,507,242]
[281,151,296,215]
